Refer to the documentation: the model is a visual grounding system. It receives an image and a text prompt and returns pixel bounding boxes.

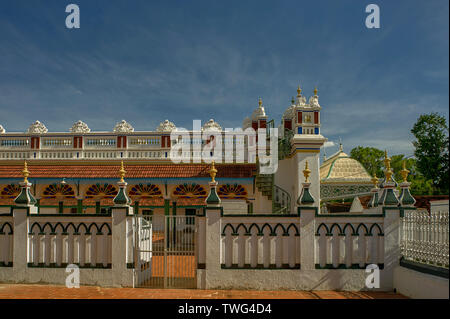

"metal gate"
[134,214,197,288]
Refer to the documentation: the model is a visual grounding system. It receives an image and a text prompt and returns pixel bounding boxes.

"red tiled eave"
[0,164,256,179]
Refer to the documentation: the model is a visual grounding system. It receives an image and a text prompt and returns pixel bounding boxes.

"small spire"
[119,161,126,183]
[339,138,343,152]
[209,160,218,183]
[371,174,379,188]
[400,160,410,183]
[258,98,262,108]
[314,87,318,96]
[291,96,295,105]
[22,161,30,184]
[297,85,302,97]
[384,150,393,182]
[303,161,311,183]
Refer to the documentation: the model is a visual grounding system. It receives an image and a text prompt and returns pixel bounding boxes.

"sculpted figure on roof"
[27,120,48,134]
[0,124,5,134]
[113,120,134,133]
[70,120,91,133]
[156,119,177,132]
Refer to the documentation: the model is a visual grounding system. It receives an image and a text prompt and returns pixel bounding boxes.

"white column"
[204,208,221,289]
[12,207,29,282]
[111,208,133,287]
[381,208,401,290]
[299,208,315,269]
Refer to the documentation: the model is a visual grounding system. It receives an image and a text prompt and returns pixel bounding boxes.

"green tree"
[411,113,449,195]
[350,146,384,177]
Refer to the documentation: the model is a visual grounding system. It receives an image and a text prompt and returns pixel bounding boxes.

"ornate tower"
[283,86,327,208]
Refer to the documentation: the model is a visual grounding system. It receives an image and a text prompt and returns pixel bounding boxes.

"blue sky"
[0,0,448,157]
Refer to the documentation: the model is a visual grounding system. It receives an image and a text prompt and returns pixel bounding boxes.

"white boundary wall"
[394,266,449,299]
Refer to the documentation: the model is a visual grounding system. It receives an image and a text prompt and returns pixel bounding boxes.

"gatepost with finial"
[200,160,223,289]
[111,160,134,287]
[298,160,318,270]
[11,161,38,282]
[378,150,399,206]
[398,160,416,206]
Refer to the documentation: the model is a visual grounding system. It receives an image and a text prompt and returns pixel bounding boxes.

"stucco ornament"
[27,120,48,134]
[156,119,177,132]
[70,120,91,133]
[309,95,320,107]
[202,119,222,132]
[282,105,295,120]
[0,125,5,134]
[113,120,134,133]
[242,117,252,130]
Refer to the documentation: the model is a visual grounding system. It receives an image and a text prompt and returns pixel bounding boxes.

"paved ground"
[0,284,407,299]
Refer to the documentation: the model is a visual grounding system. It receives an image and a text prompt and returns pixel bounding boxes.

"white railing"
[401,210,449,269]
[27,216,112,268]
[0,216,13,266]
[315,217,384,268]
[220,216,300,269]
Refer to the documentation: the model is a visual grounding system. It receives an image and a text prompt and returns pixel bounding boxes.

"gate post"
[111,161,134,287]
[200,162,222,289]
[12,161,38,283]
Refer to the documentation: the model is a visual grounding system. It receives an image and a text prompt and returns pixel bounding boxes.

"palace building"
[0,86,340,216]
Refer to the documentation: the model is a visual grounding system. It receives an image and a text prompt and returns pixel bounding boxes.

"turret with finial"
[297,85,302,97]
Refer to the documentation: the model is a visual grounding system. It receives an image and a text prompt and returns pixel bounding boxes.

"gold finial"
[297,85,302,97]
[22,160,30,184]
[314,87,318,96]
[384,150,393,182]
[371,174,379,188]
[258,98,262,107]
[209,160,217,183]
[119,161,126,183]
[303,160,311,183]
[400,160,410,183]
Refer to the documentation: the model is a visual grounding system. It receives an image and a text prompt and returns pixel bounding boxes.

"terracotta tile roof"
[0,164,256,179]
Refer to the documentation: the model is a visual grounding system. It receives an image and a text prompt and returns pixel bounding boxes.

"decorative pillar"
[12,161,38,282]
[203,161,222,289]
[111,161,133,287]
[298,161,315,270]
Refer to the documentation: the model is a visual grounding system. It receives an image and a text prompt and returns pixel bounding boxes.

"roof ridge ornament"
[27,120,48,134]
[113,120,134,133]
[0,124,5,134]
[202,119,222,132]
[70,120,90,133]
[156,119,177,132]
